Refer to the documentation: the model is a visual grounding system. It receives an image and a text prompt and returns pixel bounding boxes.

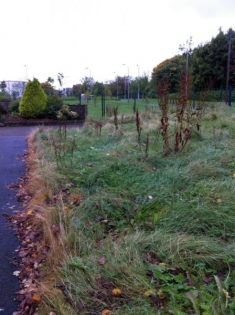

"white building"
[5,80,26,98]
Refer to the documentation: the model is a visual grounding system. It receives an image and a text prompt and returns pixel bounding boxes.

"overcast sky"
[1,0,234,88]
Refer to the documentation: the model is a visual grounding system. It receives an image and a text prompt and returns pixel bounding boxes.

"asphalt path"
[0,125,82,314]
[0,126,56,314]
[0,127,38,314]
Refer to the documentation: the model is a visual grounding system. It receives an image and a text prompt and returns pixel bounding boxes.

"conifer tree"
[19,78,47,118]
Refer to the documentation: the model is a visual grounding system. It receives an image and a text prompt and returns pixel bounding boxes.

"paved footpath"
[0,126,37,315]
[0,125,82,314]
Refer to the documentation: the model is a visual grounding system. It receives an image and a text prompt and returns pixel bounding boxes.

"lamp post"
[113,72,118,100]
[137,64,140,100]
[24,65,28,80]
[226,33,232,105]
[122,64,129,102]
[85,67,92,99]
[64,76,69,96]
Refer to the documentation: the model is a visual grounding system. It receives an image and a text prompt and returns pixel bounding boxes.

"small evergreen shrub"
[19,78,47,118]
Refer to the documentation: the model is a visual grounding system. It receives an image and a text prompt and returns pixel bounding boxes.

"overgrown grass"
[27,104,235,314]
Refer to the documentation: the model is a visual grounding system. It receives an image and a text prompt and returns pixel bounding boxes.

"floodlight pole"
[24,65,28,80]
[137,64,140,100]
[122,64,129,102]
[226,33,232,105]
[185,50,189,98]
[85,67,92,99]
[113,72,118,100]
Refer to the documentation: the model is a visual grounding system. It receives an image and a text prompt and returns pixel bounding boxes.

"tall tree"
[179,36,194,75]
[0,81,6,93]
[41,82,55,96]
[151,56,185,93]
[139,74,152,100]
[57,73,64,88]
[93,81,104,96]
[192,28,235,89]
[152,28,235,92]
[81,76,94,94]
[73,84,82,97]
[47,77,54,84]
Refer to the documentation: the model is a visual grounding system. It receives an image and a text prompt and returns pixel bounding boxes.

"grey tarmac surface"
[0,127,31,314]
[0,125,82,314]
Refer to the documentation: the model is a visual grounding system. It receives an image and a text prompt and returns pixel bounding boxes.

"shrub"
[0,92,11,100]
[0,104,7,115]
[9,100,20,113]
[19,78,47,118]
[42,95,63,119]
[56,104,79,120]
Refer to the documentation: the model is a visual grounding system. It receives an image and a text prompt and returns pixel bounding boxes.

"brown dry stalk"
[113,106,118,130]
[174,73,192,152]
[145,134,149,159]
[156,77,170,150]
[136,109,142,146]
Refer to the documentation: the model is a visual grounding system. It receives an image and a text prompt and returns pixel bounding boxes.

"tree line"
[151,28,235,93]
[1,27,234,119]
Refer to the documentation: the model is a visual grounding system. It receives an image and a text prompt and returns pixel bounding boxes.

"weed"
[113,106,118,131]
[134,114,141,148]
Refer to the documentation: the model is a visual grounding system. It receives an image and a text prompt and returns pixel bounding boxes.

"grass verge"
[22,104,235,315]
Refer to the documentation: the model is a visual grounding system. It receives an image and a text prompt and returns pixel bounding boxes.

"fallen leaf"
[144,289,156,297]
[13,270,20,277]
[111,288,122,296]
[97,255,106,265]
[202,275,212,284]
[16,288,25,295]
[157,289,165,299]
[102,309,111,315]
[31,293,41,303]
[8,205,16,209]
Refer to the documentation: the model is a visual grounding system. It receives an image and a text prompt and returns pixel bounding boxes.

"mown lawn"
[62,97,158,119]
[27,103,235,314]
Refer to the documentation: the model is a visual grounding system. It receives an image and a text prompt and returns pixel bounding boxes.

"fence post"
[133,96,136,113]
[102,94,106,117]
